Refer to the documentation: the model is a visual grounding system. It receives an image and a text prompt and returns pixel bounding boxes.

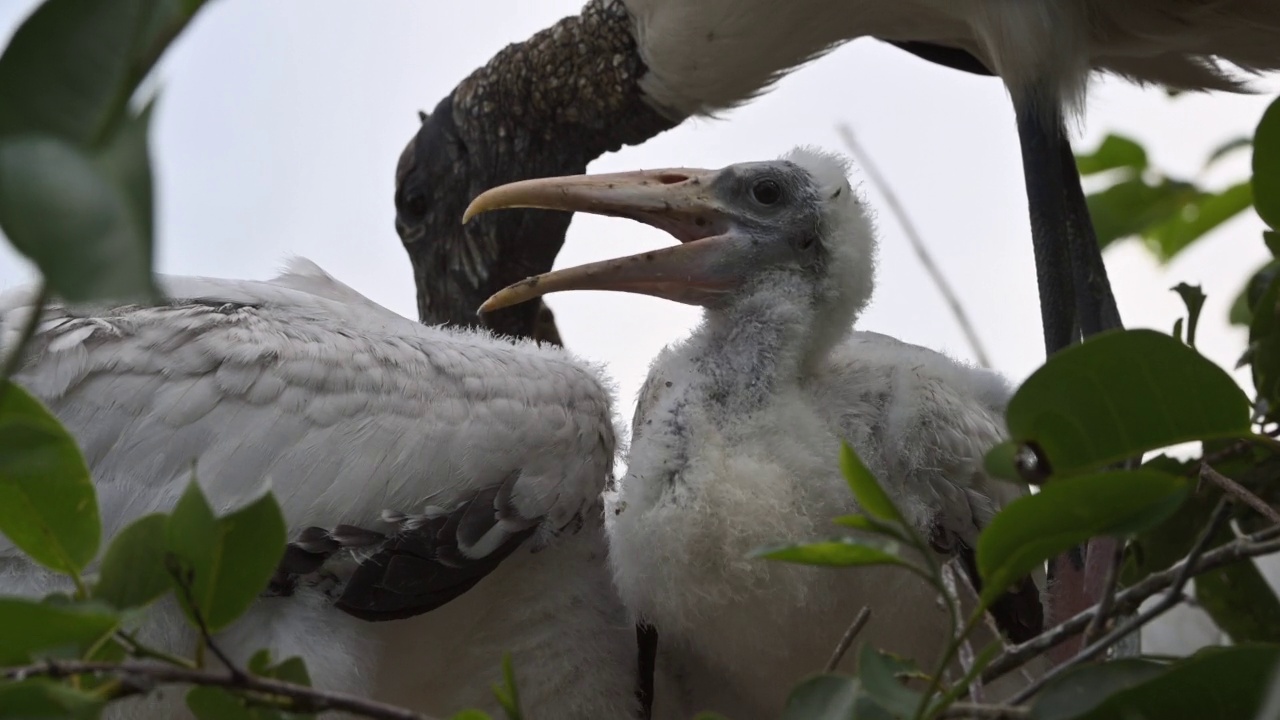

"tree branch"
[1200,462,1280,525]
[834,123,992,368]
[937,701,1029,719]
[824,606,871,672]
[1081,539,1125,645]
[981,523,1280,685]
[1,660,441,720]
[1008,501,1232,704]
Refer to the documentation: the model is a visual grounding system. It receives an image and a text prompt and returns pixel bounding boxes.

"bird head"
[465,147,877,340]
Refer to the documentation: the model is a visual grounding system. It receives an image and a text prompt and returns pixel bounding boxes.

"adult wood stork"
[467,148,1046,717]
[0,259,641,719]
[402,0,1280,351]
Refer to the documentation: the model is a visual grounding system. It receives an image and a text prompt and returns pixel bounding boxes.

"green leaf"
[1005,329,1251,478]
[1195,546,1280,643]
[186,687,255,720]
[1085,176,1200,250]
[1143,181,1253,261]
[0,598,118,664]
[249,649,312,687]
[0,0,210,146]
[1250,269,1280,417]
[92,102,156,263]
[0,679,103,719]
[780,675,860,720]
[977,470,1189,607]
[1171,283,1206,347]
[1229,260,1280,327]
[856,646,922,719]
[0,381,99,574]
[1029,658,1167,720]
[450,712,495,720]
[164,480,219,626]
[492,654,523,720]
[831,514,909,543]
[756,538,910,570]
[840,443,901,523]
[0,135,158,303]
[1203,136,1251,171]
[1266,230,1280,257]
[164,483,288,632]
[93,513,170,609]
[1253,95,1280,230]
[1075,134,1148,177]
[1037,646,1280,720]
[206,491,287,630]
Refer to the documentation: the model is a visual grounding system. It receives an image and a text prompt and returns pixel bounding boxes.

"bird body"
[467,147,1046,717]
[612,329,1022,717]
[0,259,639,719]
[625,0,1280,120]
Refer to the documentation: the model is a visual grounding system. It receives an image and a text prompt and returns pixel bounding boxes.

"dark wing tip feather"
[930,524,1045,644]
[335,520,536,622]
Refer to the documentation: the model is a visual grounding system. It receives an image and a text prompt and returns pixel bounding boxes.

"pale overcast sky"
[1,0,1275,653]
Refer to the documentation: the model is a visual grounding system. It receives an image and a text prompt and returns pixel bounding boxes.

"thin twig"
[1081,539,1125,646]
[1200,462,1280,524]
[981,523,1280,686]
[941,561,984,703]
[824,606,871,672]
[835,123,992,369]
[1,659,440,720]
[166,559,241,676]
[937,702,1029,719]
[1007,500,1232,705]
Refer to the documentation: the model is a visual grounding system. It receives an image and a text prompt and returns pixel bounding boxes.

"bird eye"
[751,179,782,205]
[401,192,428,220]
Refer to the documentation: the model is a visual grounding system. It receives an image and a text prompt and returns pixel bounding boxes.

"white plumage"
[467,147,1046,718]
[0,258,639,719]
[623,0,1280,121]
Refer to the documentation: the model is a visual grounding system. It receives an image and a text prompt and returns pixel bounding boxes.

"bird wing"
[1,259,616,618]
[814,331,1043,641]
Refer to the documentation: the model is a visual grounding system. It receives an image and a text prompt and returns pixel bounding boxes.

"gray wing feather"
[0,260,617,621]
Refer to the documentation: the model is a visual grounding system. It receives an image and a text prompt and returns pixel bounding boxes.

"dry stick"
[1200,462,1280,525]
[981,524,1280,686]
[824,606,872,672]
[1081,539,1125,646]
[937,702,1030,719]
[1007,500,1233,705]
[941,561,984,703]
[1,660,441,720]
[835,123,993,369]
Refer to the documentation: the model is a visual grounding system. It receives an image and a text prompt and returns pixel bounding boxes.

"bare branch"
[165,558,240,676]
[1,659,441,720]
[1007,500,1230,704]
[1081,540,1125,646]
[941,561,984,702]
[981,523,1280,685]
[1200,462,1280,525]
[824,606,871,672]
[834,123,992,369]
[937,701,1029,719]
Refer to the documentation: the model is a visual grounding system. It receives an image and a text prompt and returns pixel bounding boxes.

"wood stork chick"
[467,148,1045,717]
[0,259,640,719]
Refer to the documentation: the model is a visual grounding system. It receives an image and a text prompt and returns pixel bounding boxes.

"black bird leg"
[1014,95,1124,353]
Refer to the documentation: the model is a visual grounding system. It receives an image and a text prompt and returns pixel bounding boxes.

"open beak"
[463,168,744,313]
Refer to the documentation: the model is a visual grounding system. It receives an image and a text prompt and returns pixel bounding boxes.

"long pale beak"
[463,169,744,313]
